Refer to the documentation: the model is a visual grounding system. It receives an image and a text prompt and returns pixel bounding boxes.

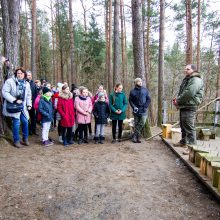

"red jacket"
[57,92,75,127]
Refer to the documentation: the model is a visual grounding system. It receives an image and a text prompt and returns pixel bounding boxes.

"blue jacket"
[129,86,151,116]
[38,96,54,123]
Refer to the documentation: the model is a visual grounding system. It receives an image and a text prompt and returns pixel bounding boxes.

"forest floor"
[0,126,220,220]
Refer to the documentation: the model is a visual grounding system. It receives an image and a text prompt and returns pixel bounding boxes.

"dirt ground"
[0,126,220,220]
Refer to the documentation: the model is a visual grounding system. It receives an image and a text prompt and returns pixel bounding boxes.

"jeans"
[78,124,88,140]
[134,114,147,136]
[12,112,29,143]
[180,109,197,145]
[95,124,105,137]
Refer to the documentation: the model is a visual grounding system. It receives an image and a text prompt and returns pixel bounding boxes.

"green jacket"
[177,72,204,109]
[109,91,128,120]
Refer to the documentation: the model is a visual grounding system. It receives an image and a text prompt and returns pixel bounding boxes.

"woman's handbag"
[6,101,23,113]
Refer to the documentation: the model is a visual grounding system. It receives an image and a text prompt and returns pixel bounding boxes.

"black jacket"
[93,101,110,124]
[27,80,38,104]
[129,86,151,116]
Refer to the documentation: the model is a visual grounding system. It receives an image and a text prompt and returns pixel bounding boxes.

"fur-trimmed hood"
[59,91,73,99]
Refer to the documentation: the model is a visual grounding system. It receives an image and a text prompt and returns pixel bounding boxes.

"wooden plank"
[161,137,220,202]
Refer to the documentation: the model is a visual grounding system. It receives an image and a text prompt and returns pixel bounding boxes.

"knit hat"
[134,78,142,84]
[42,86,51,95]
[98,92,105,99]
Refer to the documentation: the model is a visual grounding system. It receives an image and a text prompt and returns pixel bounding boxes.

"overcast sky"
[34,0,220,49]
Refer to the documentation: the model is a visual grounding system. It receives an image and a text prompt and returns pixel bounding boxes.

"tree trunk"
[157,0,165,127]
[216,46,220,98]
[197,0,201,72]
[132,0,151,137]
[68,0,76,84]
[50,0,56,84]
[31,0,37,76]
[113,0,121,85]
[8,0,20,68]
[186,0,193,64]
[1,0,11,61]
[108,0,113,92]
[105,0,109,91]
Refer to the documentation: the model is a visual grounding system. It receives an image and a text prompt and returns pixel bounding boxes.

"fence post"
[214,100,220,128]
[163,100,168,124]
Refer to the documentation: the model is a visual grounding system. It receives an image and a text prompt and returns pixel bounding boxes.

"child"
[57,84,75,146]
[93,92,110,144]
[74,87,92,144]
[38,87,54,147]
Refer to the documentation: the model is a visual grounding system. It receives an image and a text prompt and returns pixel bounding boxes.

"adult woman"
[109,83,128,143]
[2,67,32,148]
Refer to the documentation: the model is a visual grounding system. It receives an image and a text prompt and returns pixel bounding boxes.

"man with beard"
[129,78,151,143]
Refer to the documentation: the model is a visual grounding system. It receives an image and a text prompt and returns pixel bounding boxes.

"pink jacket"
[74,96,92,124]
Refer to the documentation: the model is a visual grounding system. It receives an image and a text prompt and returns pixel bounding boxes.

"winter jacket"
[2,76,32,119]
[129,86,151,116]
[74,96,92,124]
[109,91,127,120]
[38,96,54,123]
[93,101,110,124]
[177,72,204,110]
[27,79,38,105]
[57,91,75,127]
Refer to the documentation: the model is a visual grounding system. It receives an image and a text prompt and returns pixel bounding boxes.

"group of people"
[2,67,151,148]
[2,63,204,155]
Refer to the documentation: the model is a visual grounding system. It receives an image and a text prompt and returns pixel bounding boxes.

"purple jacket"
[74,96,92,124]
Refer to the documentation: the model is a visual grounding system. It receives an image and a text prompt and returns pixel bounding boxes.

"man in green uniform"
[173,64,204,154]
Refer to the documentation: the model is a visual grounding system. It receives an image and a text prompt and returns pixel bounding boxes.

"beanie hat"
[98,92,105,99]
[134,78,142,84]
[43,86,51,95]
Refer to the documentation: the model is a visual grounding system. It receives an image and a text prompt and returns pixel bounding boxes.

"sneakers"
[118,138,122,142]
[173,142,187,147]
[43,140,54,147]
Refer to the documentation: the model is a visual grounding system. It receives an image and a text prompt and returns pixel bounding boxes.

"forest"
[0,0,220,130]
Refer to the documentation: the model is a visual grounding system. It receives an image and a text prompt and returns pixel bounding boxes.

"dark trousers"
[29,108,36,133]
[112,120,123,139]
[180,109,197,145]
[62,127,72,142]
[87,123,92,134]
[78,124,88,140]
[58,121,63,136]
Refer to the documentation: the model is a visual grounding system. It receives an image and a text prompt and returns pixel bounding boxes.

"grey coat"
[2,76,32,119]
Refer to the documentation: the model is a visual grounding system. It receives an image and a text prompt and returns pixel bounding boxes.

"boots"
[14,141,22,148]
[136,134,141,143]
[58,136,63,143]
[20,138,30,146]
[132,134,137,143]
[94,137,99,144]
[63,137,70,147]
[99,136,104,144]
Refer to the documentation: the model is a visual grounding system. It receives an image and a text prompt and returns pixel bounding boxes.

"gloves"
[133,107,138,114]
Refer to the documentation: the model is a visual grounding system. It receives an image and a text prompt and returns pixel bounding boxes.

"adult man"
[26,71,38,135]
[173,64,204,154]
[129,78,151,143]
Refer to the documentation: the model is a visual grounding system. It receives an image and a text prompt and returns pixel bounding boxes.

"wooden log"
[218,170,220,193]
[188,145,209,164]
[195,152,209,167]
[210,162,220,187]
[200,155,220,176]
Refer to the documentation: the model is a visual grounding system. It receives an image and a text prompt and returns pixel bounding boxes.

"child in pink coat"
[74,87,92,144]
